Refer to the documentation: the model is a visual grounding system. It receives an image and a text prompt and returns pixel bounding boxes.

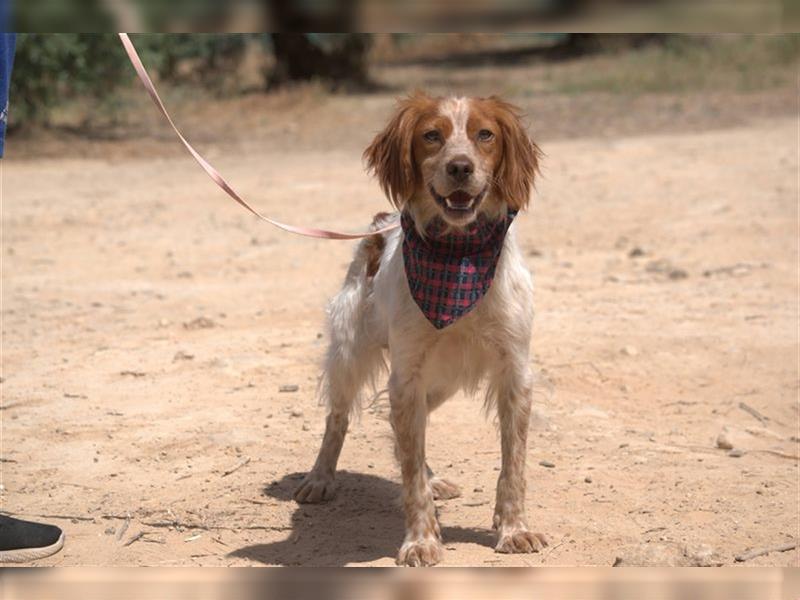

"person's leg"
[0,33,65,563]
[0,32,16,157]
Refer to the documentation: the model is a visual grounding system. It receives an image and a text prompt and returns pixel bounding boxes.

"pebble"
[669,269,688,280]
[621,345,639,357]
[183,316,216,330]
[302,422,310,431]
[584,475,593,483]
[539,460,555,468]
[684,543,724,567]
[716,430,734,450]
[613,543,685,566]
[728,448,745,458]
[628,247,645,258]
[290,409,303,418]
[280,384,300,393]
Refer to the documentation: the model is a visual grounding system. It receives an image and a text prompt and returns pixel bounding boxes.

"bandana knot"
[401,209,517,329]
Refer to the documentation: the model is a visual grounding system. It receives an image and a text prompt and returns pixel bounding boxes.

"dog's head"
[364,91,541,228]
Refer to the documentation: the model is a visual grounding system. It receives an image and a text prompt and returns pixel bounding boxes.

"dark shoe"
[0,515,65,562]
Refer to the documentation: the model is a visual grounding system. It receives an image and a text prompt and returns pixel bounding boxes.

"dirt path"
[1,115,797,566]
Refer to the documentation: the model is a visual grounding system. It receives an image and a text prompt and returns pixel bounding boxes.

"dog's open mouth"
[430,186,487,217]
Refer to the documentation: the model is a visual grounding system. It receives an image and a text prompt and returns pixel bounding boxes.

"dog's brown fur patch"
[364,212,391,277]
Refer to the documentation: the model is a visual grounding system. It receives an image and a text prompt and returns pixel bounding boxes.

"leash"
[118,33,399,240]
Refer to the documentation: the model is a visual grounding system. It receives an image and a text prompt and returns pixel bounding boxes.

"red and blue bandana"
[401,209,518,330]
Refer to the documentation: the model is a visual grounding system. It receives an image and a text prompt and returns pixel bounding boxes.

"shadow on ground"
[228,471,497,566]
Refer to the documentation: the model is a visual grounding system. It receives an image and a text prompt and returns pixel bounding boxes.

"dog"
[294,92,546,566]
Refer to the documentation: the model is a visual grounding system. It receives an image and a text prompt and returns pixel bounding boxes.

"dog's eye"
[477,129,494,141]
[423,130,441,143]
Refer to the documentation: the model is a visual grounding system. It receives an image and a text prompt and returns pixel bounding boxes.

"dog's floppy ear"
[487,96,542,211]
[364,92,432,209]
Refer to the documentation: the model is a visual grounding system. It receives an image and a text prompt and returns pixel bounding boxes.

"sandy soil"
[1,91,797,566]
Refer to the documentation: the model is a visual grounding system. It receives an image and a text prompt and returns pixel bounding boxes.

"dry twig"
[221,457,251,477]
[735,541,797,562]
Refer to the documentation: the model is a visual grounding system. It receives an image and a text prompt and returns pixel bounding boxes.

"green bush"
[9,33,127,126]
[8,33,248,128]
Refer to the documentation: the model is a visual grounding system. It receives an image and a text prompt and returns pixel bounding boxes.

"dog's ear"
[364,92,432,209]
[487,97,542,211]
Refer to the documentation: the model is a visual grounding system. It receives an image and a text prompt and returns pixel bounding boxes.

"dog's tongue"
[448,190,472,206]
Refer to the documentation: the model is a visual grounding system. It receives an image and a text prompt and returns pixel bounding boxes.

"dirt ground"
[1,60,798,566]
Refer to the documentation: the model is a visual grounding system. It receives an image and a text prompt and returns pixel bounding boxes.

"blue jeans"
[0,33,17,158]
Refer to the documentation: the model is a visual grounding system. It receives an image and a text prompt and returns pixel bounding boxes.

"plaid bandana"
[401,209,517,329]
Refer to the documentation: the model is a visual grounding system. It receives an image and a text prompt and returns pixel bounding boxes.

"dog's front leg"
[390,372,443,567]
[493,368,548,554]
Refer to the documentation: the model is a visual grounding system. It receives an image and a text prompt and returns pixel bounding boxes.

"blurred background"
[9,0,795,33]
[6,33,799,156]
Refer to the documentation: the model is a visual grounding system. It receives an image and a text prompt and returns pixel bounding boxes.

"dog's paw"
[293,471,336,504]
[430,476,462,500]
[495,528,548,554]
[396,537,444,567]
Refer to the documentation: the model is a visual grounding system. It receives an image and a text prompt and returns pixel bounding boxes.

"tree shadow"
[228,471,497,566]
[388,41,588,70]
[388,35,669,70]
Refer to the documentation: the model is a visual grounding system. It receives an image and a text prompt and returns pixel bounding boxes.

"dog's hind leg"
[294,244,385,504]
[426,463,462,500]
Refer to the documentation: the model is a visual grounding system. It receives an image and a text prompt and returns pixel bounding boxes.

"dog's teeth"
[445,198,454,208]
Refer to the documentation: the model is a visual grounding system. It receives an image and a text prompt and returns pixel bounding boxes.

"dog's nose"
[446,156,474,182]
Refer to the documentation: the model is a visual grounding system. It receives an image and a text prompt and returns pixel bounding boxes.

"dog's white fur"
[294,93,546,566]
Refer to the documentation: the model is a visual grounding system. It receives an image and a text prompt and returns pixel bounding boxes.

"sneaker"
[0,515,65,563]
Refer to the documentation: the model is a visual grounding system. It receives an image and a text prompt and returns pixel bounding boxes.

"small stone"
[584,475,593,483]
[173,350,195,362]
[669,269,688,280]
[473,487,484,493]
[716,430,734,450]
[728,448,745,458]
[684,543,724,567]
[290,409,303,418]
[183,316,215,330]
[628,247,645,258]
[302,422,310,431]
[539,460,555,468]
[280,384,300,393]
[613,542,688,566]
[621,346,639,357]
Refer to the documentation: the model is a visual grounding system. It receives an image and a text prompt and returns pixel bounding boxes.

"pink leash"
[118,33,398,240]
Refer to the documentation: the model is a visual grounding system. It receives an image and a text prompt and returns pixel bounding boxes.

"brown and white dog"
[294,92,546,566]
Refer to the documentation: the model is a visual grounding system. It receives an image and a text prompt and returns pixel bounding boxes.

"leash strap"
[118,33,399,240]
